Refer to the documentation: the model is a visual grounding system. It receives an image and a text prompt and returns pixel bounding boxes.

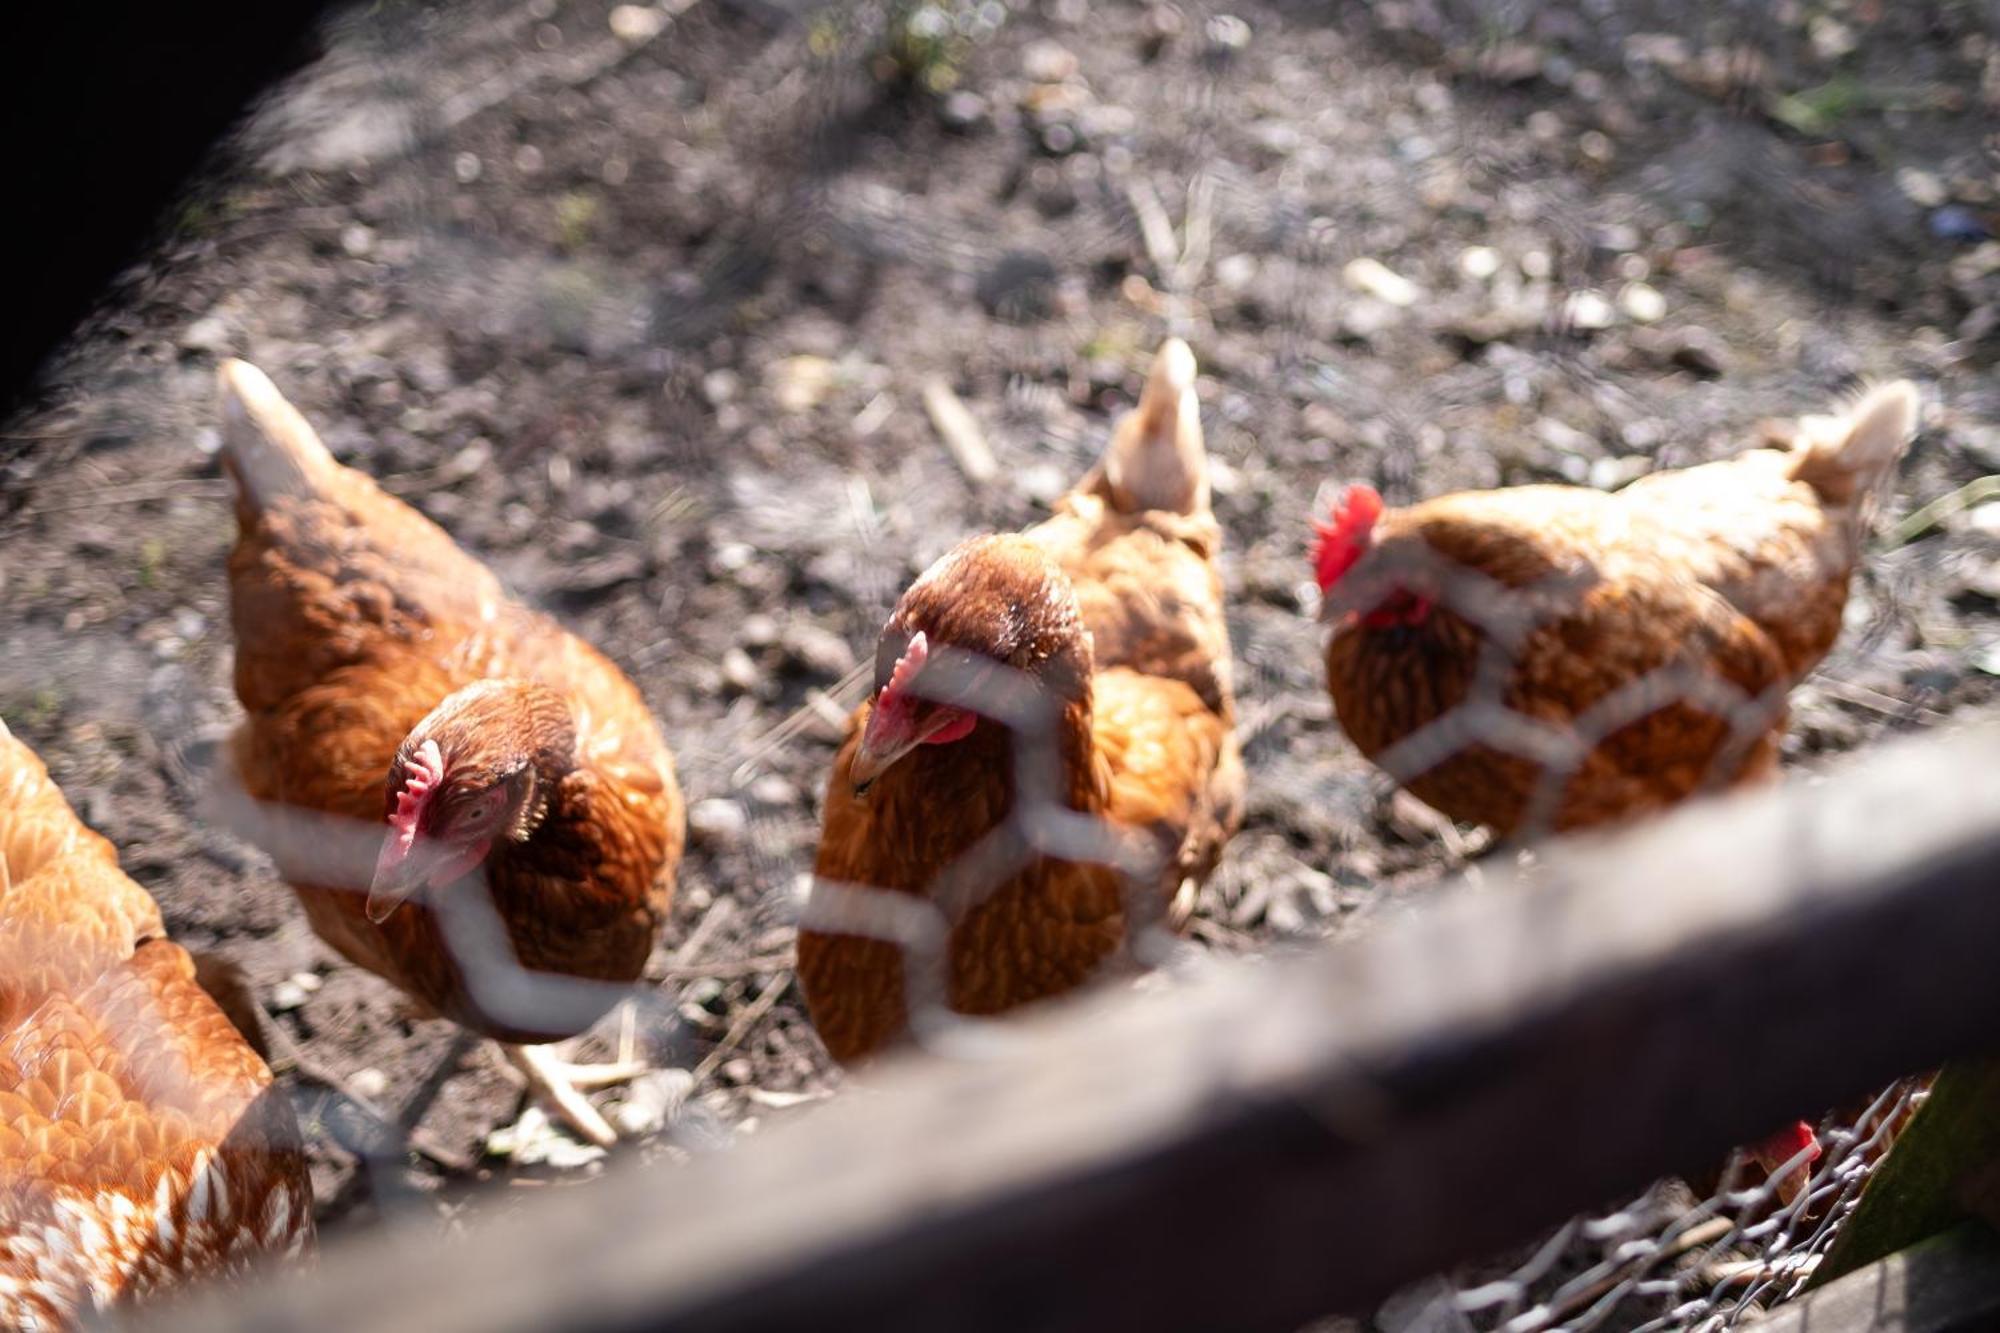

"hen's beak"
[850,704,962,796]
[368,832,449,923]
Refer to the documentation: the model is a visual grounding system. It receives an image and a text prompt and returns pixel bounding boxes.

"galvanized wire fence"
[6,0,1999,1329]
[1428,1079,1932,1333]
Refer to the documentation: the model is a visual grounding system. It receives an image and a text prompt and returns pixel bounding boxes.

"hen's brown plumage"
[1318,382,1920,836]
[0,723,311,1331]
[800,340,1244,1063]
[214,361,683,1123]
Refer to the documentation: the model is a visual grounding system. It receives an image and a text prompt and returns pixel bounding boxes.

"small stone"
[270,980,309,1012]
[1932,207,1994,244]
[609,4,667,43]
[1624,32,1689,71]
[487,1105,606,1167]
[1592,222,1641,255]
[702,368,742,406]
[1340,298,1401,340]
[1251,120,1301,156]
[1022,39,1079,83]
[939,90,989,132]
[1535,416,1594,455]
[1215,252,1258,291]
[1808,15,1856,61]
[290,970,323,994]
[1204,13,1250,53]
[713,542,755,574]
[1519,249,1553,279]
[340,223,377,257]
[453,152,483,184]
[1457,245,1501,279]
[350,1067,390,1101]
[768,355,836,413]
[1016,461,1068,504]
[1342,257,1420,307]
[749,774,798,806]
[781,622,854,678]
[179,314,233,355]
[609,1069,693,1137]
[1036,121,1079,156]
[1897,168,1947,209]
[1589,455,1651,491]
[1618,281,1666,323]
[1562,289,1615,331]
[720,647,760,693]
[739,613,779,647]
[688,798,749,849]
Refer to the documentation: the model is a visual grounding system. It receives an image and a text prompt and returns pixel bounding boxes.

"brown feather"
[217,362,684,1046]
[0,725,311,1330]
[1323,384,1917,837]
[800,343,1243,1063]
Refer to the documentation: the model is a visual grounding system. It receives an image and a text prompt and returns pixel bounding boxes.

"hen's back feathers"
[1033,340,1234,715]
[1323,381,1920,837]
[0,723,311,1330]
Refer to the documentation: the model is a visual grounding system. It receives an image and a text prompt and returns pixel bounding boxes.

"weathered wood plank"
[136,715,2000,1333]
[1753,1225,2000,1333]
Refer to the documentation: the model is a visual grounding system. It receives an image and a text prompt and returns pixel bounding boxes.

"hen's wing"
[1091,667,1243,908]
[1613,382,1917,678]
[0,727,311,1328]
[1333,505,1792,835]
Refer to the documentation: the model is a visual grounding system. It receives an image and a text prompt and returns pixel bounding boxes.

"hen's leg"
[502,1041,649,1147]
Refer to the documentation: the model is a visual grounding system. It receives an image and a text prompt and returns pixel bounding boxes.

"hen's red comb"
[388,737,446,849]
[1312,483,1384,590]
[884,630,929,700]
[1779,1119,1822,1163]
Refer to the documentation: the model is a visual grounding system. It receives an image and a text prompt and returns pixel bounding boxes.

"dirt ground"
[3,0,1998,1311]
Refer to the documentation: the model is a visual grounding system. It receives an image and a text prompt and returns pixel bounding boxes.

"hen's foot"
[502,1042,648,1148]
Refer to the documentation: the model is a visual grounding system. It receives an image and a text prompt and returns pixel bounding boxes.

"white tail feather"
[1790,379,1920,504]
[1102,337,1208,516]
[216,359,338,513]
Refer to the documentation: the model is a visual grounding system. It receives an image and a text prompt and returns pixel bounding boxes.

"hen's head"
[1312,483,1432,629]
[368,679,574,922]
[851,534,1091,795]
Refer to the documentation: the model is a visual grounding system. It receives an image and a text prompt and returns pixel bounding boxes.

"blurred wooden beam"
[137,714,2000,1333]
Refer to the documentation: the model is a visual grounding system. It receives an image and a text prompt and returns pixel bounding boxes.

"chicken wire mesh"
[3,0,1999,1329]
[1395,1079,1935,1333]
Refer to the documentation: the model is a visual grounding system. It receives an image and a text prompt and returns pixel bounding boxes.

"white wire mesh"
[3,0,1995,1329]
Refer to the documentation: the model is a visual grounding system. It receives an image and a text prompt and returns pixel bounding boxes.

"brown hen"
[800,339,1244,1063]
[1314,381,1919,838]
[0,721,311,1331]
[214,360,685,1146]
